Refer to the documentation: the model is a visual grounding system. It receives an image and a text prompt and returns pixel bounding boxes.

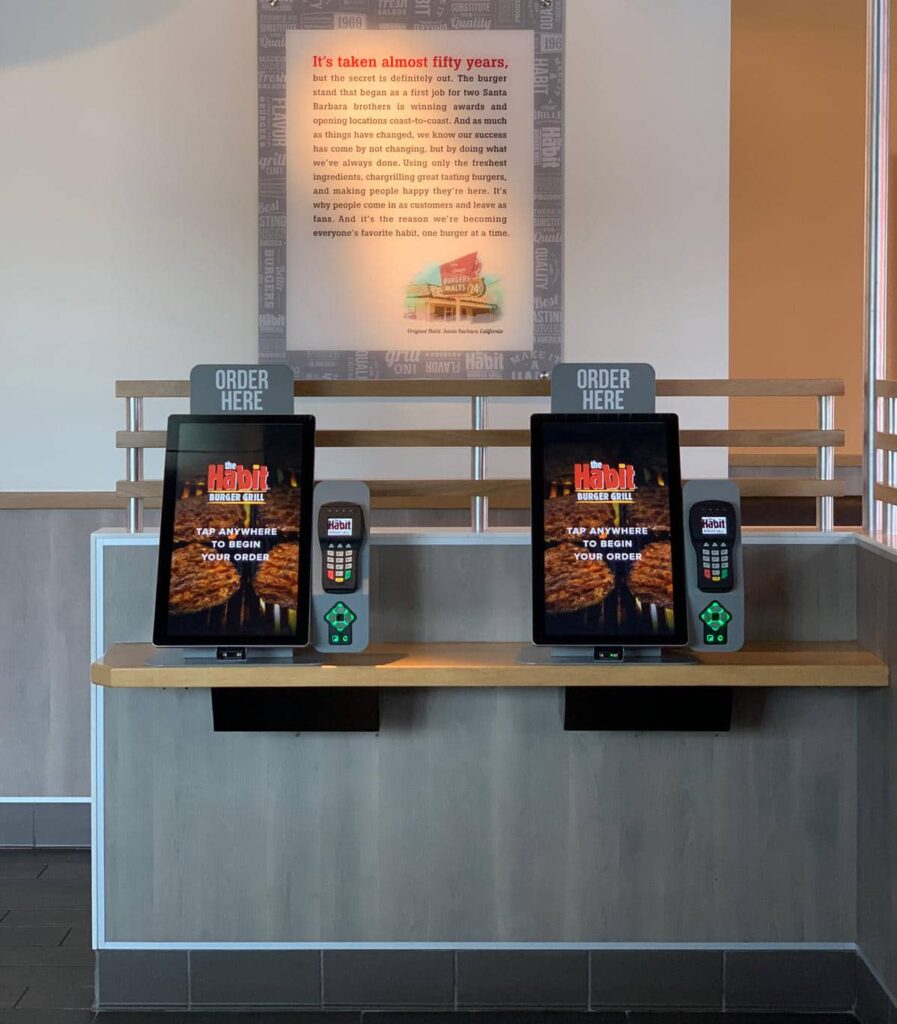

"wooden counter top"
[91,642,888,689]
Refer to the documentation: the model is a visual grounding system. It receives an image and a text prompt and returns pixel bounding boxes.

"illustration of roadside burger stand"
[405,252,500,322]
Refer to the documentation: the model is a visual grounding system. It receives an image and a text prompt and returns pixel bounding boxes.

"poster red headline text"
[312,55,508,71]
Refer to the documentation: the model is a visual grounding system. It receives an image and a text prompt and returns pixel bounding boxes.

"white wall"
[0,0,730,491]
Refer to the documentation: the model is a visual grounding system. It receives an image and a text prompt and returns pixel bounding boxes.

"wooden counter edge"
[91,642,889,689]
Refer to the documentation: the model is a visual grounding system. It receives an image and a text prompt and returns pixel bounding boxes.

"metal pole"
[817,395,835,532]
[126,397,144,534]
[863,0,890,534]
[470,396,488,533]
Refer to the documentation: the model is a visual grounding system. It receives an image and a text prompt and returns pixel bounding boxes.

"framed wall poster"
[258,0,564,379]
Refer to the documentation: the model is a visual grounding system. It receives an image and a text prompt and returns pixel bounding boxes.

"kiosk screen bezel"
[530,412,689,647]
[153,413,316,648]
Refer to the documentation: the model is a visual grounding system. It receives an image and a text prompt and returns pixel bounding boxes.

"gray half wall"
[0,509,121,798]
[100,538,858,943]
[857,544,897,1001]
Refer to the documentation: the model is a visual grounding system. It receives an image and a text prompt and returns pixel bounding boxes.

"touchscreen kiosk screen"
[531,414,687,646]
[153,415,315,646]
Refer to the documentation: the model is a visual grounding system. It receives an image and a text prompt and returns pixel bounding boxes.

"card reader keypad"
[701,541,730,585]
[325,544,355,588]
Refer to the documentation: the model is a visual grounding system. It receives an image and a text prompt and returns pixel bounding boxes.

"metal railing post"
[816,394,835,531]
[470,395,488,533]
[863,0,890,533]
[126,397,144,534]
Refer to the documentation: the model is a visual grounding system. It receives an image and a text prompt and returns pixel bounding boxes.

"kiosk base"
[147,648,321,667]
[564,686,732,732]
[211,687,380,733]
[550,646,697,664]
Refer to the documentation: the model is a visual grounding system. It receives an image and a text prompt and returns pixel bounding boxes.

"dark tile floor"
[0,850,864,1024]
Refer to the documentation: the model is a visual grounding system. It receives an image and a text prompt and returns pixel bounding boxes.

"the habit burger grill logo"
[574,460,637,503]
[207,462,269,503]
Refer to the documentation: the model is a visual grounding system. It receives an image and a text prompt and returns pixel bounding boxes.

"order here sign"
[189,364,295,415]
[550,363,656,414]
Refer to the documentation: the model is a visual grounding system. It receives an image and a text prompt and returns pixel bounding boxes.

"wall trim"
[0,797,89,803]
[98,940,858,952]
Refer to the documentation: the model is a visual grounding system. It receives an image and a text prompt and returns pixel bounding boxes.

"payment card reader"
[683,481,744,652]
[312,483,370,653]
[690,500,736,592]
[319,502,365,593]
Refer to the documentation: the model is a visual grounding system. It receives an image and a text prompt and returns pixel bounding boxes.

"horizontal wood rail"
[0,492,133,510]
[115,375,845,530]
[116,476,846,510]
[876,431,897,453]
[115,378,846,400]
[875,380,897,399]
[730,452,860,469]
[874,482,897,505]
[115,428,845,450]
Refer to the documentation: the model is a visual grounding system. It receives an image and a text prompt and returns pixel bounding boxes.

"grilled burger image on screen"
[543,493,616,543]
[253,542,300,609]
[173,493,245,543]
[168,543,241,615]
[543,543,615,614]
[256,490,301,537]
[627,489,671,532]
[628,541,674,608]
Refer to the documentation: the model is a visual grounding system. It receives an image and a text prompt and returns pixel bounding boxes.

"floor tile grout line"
[12,984,28,1009]
[587,948,592,1011]
[59,925,73,947]
[722,948,727,1011]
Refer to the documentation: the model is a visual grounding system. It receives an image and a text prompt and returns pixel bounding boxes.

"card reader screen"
[327,517,354,537]
[701,516,728,535]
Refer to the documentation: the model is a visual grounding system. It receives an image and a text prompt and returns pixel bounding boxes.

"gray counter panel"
[100,538,858,944]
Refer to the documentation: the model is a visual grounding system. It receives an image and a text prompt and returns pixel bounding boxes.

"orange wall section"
[729,0,867,453]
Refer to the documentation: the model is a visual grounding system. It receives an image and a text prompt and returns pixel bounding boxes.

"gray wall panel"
[103,684,857,943]
[100,537,859,943]
[857,546,897,994]
[743,542,856,641]
[103,544,158,646]
[0,510,119,797]
[102,538,858,647]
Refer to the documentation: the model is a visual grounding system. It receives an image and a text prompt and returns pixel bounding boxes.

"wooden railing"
[873,380,897,532]
[116,378,846,532]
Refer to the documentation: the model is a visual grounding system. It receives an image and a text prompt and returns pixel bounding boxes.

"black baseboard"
[0,802,90,847]
[96,947,868,1012]
[855,951,896,1024]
